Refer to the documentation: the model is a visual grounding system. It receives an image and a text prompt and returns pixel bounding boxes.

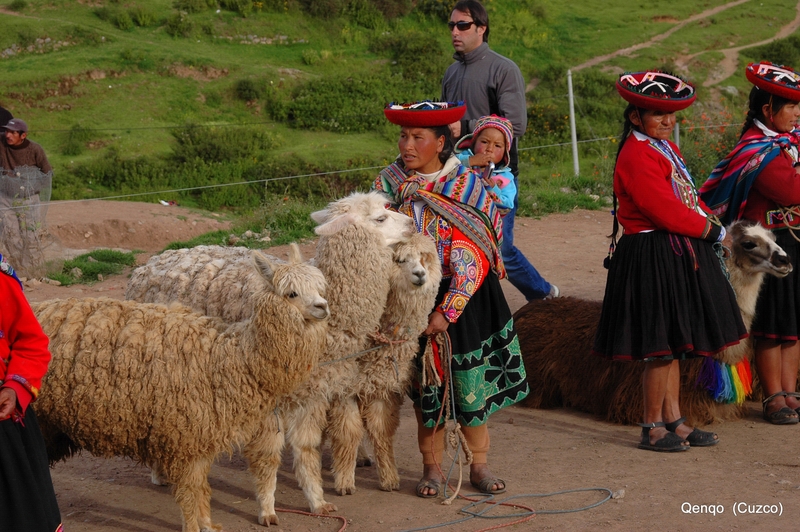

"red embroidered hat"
[384,101,466,127]
[615,71,696,112]
[745,61,800,101]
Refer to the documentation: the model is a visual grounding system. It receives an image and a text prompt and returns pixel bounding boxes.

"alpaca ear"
[314,213,357,236]
[310,208,331,224]
[252,251,276,285]
[288,242,303,264]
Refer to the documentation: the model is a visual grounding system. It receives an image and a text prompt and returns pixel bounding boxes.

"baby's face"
[473,128,506,165]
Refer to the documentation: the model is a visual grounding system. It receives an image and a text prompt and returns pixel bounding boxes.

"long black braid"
[606,104,645,267]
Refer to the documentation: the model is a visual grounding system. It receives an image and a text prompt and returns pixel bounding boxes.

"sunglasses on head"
[448,20,475,31]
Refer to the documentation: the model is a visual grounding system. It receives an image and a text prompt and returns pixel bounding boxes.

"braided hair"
[740,86,796,138]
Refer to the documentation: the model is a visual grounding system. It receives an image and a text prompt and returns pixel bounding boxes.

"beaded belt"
[765,208,800,230]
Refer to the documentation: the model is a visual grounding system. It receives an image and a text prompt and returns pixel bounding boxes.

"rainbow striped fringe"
[696,357,753,404]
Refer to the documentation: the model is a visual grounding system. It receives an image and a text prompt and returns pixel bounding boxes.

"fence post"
[674,122,680,148]
[567,69,579,176]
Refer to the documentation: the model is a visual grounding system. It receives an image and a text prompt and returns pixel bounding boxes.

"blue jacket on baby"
[456,149,517,211]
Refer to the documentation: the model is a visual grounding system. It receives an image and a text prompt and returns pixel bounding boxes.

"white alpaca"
[348,232,442,491]
[34,246,329,532]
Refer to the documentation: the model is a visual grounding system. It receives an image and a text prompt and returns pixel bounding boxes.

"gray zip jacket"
[441,42,527,139]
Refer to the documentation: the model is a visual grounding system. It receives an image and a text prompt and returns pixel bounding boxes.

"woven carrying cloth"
[699,128,800,225]
[376,158,505,277]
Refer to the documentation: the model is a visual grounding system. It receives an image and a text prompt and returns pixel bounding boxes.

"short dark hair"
[452,0,489,43]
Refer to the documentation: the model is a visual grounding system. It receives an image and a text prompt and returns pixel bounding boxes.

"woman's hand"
[423,310,450,337]
[0,387,17,421]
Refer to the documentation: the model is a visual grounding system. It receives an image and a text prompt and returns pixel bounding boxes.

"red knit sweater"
[0,272,50,416]
[615,133,721,241]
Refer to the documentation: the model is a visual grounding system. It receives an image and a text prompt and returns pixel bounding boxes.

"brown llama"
[515,221,792,426]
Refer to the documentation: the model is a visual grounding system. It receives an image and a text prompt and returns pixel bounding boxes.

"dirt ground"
[19,201,800,532]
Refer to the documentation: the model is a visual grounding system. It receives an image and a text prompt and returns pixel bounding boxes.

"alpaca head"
[728,220,792,278]
[391,233,442,288]
[311,191,414,246]
[252,244,330,320]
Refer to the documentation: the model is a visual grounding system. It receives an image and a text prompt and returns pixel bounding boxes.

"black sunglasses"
[448,21,476,31]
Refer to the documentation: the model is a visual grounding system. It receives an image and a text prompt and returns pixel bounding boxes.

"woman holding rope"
[593,71,746,451]
[700,61,800,425]
[373,101,528,498]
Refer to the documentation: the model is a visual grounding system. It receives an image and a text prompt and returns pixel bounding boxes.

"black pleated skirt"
[0,408,62,532]
[593,231,747,361]
[750,228,800,341]
[411,271,530,427]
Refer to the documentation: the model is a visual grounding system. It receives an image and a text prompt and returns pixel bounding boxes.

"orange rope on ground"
[275,507,348,532]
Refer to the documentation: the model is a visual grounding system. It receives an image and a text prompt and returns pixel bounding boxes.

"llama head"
[252,244,330,320]
[311,191,414,246]
[391,232,442,288]
[728,220,792,278]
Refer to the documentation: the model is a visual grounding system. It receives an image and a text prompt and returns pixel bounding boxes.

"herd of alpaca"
[513,220,793,426]
[29,192,793,531]
[121,191,439,525]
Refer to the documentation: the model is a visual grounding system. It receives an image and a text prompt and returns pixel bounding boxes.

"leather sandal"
[761,391,799,425]
[637,421,689,452]
[664,417,719,447]
[415,478,441,498]
[470,476,507,494]
[786,392,800,417]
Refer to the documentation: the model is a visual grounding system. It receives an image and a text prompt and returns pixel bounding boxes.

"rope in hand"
[779,205,800,242]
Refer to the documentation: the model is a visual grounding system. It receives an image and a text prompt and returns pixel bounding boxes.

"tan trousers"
[415,406,490,465]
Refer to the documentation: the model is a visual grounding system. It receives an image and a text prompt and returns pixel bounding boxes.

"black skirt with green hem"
[411,271,529,428]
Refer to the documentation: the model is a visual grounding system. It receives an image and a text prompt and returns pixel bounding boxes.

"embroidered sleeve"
[438,227,489,323]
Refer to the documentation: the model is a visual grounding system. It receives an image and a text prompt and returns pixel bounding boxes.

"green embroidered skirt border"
[411,271,529,427]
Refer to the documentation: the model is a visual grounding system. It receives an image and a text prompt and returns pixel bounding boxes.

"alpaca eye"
[741,242,757,251]
[375,215,387,223]
[288,291,298,298]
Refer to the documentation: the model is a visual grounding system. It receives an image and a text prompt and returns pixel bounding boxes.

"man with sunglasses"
[442,0,559,301]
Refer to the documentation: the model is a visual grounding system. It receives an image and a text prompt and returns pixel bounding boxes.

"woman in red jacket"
[593,71,746,452]
[0,253,62,531]
[700,61,800,425]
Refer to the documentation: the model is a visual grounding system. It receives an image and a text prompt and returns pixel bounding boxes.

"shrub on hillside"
[413,0,455,22]
[743,35,800,71]
[285,75,397,133]
[298,0,347,18]
[369,29,448,82]
[220,0,253,16]
[165,12,195,37]
[371,0,412,19]
[8,0,27,12]
[171,124,280,163]
[128,6,158,27]
[234,79,262,101]
[61,125,96,157]
[173,0,216,13]
[344,0,385,29]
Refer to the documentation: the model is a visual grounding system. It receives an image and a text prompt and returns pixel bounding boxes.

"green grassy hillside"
[1,0,798,236]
